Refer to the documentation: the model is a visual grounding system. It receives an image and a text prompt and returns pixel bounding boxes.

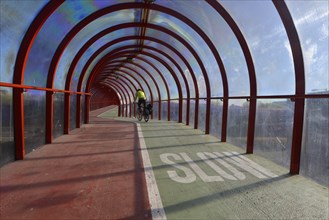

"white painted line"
[136,123,167,220]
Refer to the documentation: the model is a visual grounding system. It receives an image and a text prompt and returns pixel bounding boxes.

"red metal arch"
[103,61,155,117]
[106,80,130,117]
[105,76,135,117]
[206,0,257,145]
[102,67,149,118]
[105,73,138,117]
[102,44,191,124]
[47,3,222,141]
[103,63,157,119]
[273,1,305,174]
[12,0,64,159]
[87,49,183,123]
[89,86,120,111]
[72,23,210,129]
[84,50,172,121]
[104,81,128,117]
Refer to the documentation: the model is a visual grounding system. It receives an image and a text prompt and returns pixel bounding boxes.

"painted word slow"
[160,151,278,183]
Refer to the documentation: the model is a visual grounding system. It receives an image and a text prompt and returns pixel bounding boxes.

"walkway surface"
[1,106,328,220]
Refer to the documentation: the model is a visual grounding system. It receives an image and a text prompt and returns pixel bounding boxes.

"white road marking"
[136,123,167,220]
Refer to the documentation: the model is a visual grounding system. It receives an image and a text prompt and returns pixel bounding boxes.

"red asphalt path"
[0,107,151,220]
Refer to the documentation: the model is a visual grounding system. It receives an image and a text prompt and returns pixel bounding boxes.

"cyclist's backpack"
[146,104,153,114]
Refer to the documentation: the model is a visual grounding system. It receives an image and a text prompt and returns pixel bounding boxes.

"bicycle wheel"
[144,109,149,122]
[137,109,143,121]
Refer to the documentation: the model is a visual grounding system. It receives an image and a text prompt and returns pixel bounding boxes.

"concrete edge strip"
[136,123,167,220]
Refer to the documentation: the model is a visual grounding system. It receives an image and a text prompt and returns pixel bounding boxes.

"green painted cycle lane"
[138,120,328,220]
[99,108,328,220]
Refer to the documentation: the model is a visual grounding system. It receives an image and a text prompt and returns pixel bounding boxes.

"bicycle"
[136,103,151,122]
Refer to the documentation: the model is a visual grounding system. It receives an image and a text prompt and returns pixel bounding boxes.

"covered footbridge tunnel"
[0,1,328,219]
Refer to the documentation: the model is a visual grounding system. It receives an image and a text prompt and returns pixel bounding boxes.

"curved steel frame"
[105,75,134,117]
[87,49,183,123]
[48,3,218,141]
[104,44,191,123]
[10,1,309,175]
[104,64,152,117]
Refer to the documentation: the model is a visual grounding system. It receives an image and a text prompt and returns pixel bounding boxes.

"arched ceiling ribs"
[104,60,161,116]
[87,52,155,111]
[44,2,219,129]
[12,0,63,159]
[103,62,154,108]
[272,1,305,175]
[104,55,169,121]
[103,44,191,124]
[104,44,190,100]
[88,48,183,122]
[105,76,134,101]
[102,73,138,118]
[103,58,161,102]
[102,69,145,95]
[104,80,130,117]
[75,22,207,101]
[206,0,257,144]
[95,83,122,109]
[13,0,63,85]
[103,82,126,117]
[105,76,134,118]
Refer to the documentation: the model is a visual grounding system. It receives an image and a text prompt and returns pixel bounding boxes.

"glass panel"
[227,99,249,149]
[254,99,294,168]
[109,67,150,101]
[143,48,187,100]
[286,1,329,94]
[198,99,207,133]
[24,90,46,154]
[210,99,223,140]
[189,100,195,128]
[301,98,329,186]
[182,100,186,124]
[70,31,137,91]
[161,101,168,121]
[148,10,222,97]
[56,10,139,90]
[81,95,85,125]
[170,100,179,122]
[125,62,158,101]
[156,0,249,96]
[145,40,195,98]
[24,1,135,87]
[221,1,294,95]
[139,55,178,99]
[146,25,207,98]
[153,101,159,120]
[0,87,15,166]
[53,92,64,139]
[0,0,47,83]
[70,94,76,131]
[133,58,167,100]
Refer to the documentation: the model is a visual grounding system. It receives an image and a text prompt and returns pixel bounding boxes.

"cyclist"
[134,89,146,112]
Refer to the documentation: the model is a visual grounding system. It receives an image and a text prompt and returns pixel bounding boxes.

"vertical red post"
[178,98,183,123]
[246,99,256,153]
[194,99,199,129]
[46,91,54,144]
[167,100,170,121]
[221,99,228,142]
[13,88,25,160]
[76,94,81,128]
[64,93,70,134]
